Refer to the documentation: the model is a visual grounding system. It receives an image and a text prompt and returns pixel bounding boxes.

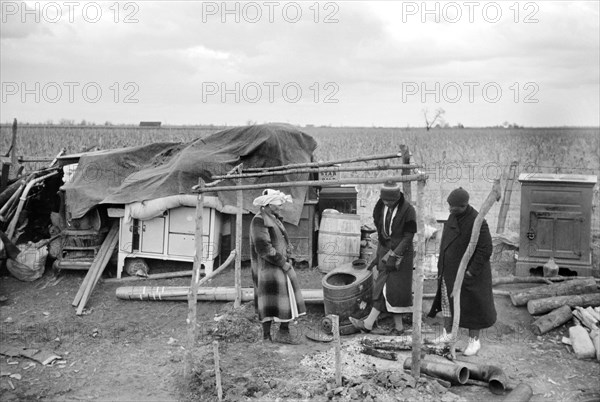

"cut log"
[527,293,600,315]
[569,325,596,359]
[531,305,573,335]
[493,275,600,286]
[510,278,598,307]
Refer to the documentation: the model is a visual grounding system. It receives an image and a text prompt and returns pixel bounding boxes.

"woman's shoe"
[349,317,372,333]
[463,337,481,356]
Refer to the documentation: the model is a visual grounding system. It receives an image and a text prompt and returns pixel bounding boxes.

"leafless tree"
[423,108,445,131]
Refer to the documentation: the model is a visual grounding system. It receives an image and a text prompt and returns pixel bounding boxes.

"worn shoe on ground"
[348,317,372,333]
[305,327,334,343]
[463,337,481,356]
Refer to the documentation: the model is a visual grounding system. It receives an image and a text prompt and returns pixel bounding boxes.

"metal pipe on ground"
[403,358,469,385]
[454,359,508,395]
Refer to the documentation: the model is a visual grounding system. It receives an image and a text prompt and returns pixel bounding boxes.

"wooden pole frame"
[189,151,430,378]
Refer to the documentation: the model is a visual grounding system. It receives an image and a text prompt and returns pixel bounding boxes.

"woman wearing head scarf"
[250,189,306,344]
[428,187,496,356]
[349,181,417,336]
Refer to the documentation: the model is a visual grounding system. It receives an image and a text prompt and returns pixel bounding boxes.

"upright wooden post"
[234,166,243,308]
[10,118,18,179]
[186,179,205,377]
[213,341,223,401]
[496,161,517,234]
[400,145,412,202]
[411,178,426,378]
[332,314,342,387]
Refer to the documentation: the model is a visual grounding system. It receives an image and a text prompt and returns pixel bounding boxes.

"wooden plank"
[75,222,119,314]
[496,161,517,234]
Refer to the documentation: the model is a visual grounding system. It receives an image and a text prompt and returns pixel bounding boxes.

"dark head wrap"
[380,181,402,202]
[447,187,470,206]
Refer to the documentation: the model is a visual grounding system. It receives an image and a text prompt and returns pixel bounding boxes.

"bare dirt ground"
[1,259,599,402]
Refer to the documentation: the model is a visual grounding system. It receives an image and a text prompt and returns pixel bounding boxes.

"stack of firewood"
[509,278,600,360]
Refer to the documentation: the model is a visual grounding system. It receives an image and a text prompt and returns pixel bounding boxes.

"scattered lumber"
[569,325,596,359]
[572,307,600,332]
[586,307,600,322]
[531,305,573,335]
[510,278,598,307]
[73,222,119,315]
[361,346,398,361]
[527,293,600,315]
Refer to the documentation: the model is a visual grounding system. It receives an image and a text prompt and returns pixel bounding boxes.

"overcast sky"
[1,1,599,127]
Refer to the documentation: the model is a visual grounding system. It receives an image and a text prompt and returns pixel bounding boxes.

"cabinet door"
[529,211,582,260]
[169,207,210,235]
[140,217,165,254]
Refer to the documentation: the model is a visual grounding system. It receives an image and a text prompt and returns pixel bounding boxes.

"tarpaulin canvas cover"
[62,124,318,225]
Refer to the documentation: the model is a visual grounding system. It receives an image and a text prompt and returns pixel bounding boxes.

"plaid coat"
[250,207,306,322]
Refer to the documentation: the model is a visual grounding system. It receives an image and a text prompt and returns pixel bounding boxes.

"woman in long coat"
[428,187,496,355]
[250,189,306,344]
[349,181,416,335]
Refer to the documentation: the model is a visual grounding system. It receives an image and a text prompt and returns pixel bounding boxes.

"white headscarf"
[253,189,293,207]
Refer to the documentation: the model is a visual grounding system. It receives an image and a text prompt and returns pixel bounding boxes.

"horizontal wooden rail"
[243,151,403,172]
[209,163,423,181]
[194,173,428,193]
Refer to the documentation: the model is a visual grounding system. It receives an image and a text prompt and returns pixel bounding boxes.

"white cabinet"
[117,206,221,278]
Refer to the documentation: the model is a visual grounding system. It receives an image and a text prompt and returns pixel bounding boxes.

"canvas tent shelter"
[58,124,318,274]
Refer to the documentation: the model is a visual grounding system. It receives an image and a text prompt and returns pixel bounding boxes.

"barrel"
[318,210,361,274]
[322,259,373,335]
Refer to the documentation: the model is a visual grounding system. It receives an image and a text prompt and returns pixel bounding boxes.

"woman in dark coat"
[349,181,416,335]
[428,187,496,356]
[250,189,306,344]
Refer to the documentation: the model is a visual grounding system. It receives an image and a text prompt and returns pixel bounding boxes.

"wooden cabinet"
[117,206,221,278]
[516,173,597,277]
